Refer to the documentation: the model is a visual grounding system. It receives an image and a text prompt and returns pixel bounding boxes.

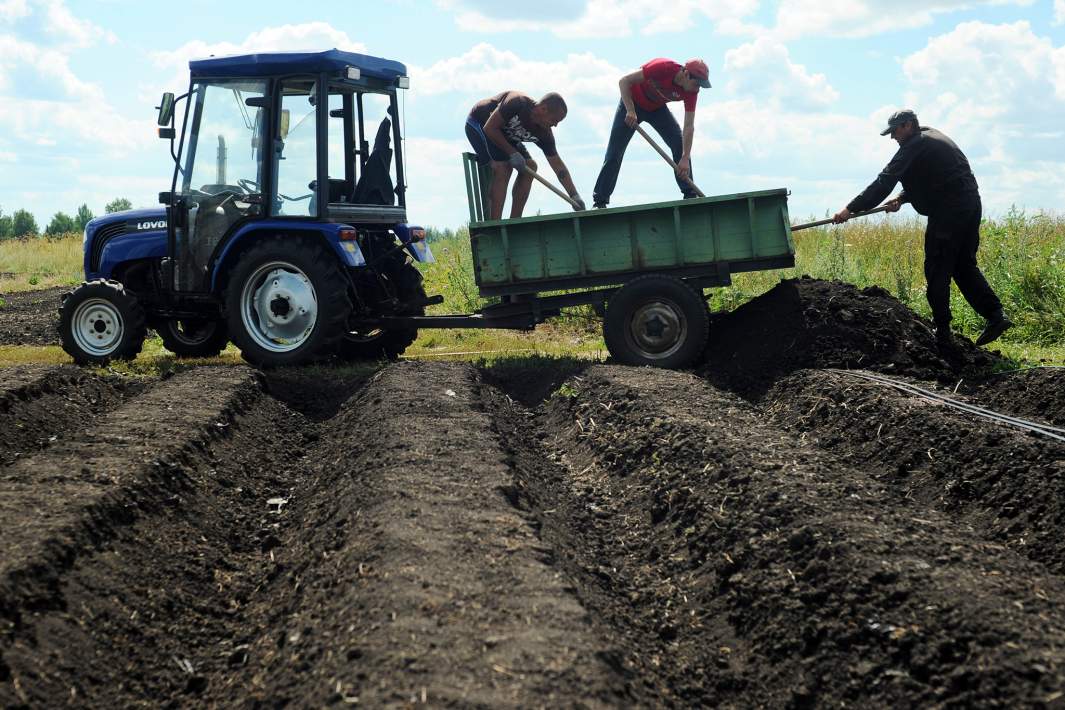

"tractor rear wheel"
[336,263,425,361]
[225,237,352,368]
[603,274,708,368]
[59,279,147,365]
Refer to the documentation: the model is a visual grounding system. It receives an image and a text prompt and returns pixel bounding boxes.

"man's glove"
[508,152,527,171]
[570,193,586,211]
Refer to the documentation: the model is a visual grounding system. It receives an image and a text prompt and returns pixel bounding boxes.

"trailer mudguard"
[210,220,367,291]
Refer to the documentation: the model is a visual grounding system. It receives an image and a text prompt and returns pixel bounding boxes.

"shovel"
[790,204,892,232]
[521,166,582,210]
[634,124,705,198]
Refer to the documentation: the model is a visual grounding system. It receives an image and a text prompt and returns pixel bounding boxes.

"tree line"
[0,198,134,240]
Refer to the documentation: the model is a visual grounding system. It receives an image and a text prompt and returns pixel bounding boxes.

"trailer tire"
[225,237,351,368]
[59,279,147,365]
[336,263,425,361]
[157,318,229,358]
[603,274,708,368]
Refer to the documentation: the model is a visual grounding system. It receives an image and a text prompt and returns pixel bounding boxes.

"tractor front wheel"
[59,280,147,365]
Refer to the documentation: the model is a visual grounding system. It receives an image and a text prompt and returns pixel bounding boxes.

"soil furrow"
[0,366,319,707]
[527,365,1065,707]
[0,364,145,465]
[219,361,628,708]
[759,369,1065,573]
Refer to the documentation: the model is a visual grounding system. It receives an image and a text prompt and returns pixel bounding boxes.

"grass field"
[2,208,1063,366]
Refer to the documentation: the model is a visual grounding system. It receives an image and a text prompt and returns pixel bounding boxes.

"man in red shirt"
[465,91,584,220]
[592,58,710,208]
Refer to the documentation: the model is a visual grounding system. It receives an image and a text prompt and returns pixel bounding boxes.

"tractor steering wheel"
[237,178,261,194]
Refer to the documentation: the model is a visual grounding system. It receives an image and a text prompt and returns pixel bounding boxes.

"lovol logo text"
[135,220,167,230]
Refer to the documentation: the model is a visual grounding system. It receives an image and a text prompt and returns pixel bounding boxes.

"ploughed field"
[2,280,1064,707]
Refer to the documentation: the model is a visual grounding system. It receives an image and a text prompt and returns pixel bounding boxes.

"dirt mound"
[0,287,65,346]
[967,367,1065,428]
[761,368,1065,572]
[700,278,1000,395]
[528,366,1065,707]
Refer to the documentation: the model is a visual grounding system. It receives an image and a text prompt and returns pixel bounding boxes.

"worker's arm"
[546,154,585,210]
[483,108,519,159]
[677,110,695,179]
[618,69,644,127]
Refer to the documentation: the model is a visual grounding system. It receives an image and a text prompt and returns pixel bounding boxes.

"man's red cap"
[684,59,711,88]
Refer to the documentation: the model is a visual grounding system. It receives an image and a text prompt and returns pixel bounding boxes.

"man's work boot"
[975,311,1013,346]
[934,326,955,349]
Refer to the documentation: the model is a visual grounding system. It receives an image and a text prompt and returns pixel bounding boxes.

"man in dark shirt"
[592,58,710,208]
[465,91,583,220]
[833,109,1011,347]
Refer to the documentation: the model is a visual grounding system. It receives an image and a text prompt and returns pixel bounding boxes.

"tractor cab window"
[275,79,319,216]
[175,79,267,290]
[325,86,399,208]
[349,91,398,207]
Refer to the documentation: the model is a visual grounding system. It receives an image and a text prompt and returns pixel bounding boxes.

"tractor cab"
[156,49,412,293]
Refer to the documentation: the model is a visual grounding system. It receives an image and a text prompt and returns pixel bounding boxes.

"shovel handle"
[790,204,893,232]
[522,166,581,209]
[634,124,705,198]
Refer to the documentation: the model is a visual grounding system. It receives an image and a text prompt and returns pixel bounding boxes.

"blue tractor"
[60,49,436,367]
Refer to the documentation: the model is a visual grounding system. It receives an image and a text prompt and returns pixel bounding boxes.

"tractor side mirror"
[157,92,175,126]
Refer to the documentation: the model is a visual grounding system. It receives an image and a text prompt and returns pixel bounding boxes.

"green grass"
[0,233,84,292]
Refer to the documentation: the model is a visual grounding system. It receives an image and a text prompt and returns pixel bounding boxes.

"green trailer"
[354,153,796,368]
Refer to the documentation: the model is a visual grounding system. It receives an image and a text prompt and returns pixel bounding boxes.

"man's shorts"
[465,117,530,165]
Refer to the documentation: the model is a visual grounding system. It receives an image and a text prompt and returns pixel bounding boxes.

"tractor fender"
[210,221,366,292]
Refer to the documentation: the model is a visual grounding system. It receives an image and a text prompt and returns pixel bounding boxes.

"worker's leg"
[645,106,696,198]
[950,202,1003,319]
[510,158,536,218]
[592,101,637,207]
[924,215,961,336]
[489,161,512,220]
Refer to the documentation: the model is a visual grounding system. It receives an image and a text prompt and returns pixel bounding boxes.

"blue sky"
[2,0,1064,231]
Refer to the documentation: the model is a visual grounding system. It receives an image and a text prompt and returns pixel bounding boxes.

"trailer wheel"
[336,263,425,361]
[225,237,351,367]
[59,279,147,365]
[604,274,708,368]
[157,319,229,358]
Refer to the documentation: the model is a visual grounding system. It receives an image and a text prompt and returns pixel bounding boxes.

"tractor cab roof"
[188,48,407,84]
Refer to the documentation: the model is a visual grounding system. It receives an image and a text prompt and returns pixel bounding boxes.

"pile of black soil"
[965,367,1065,428]
[700,278,1000,395]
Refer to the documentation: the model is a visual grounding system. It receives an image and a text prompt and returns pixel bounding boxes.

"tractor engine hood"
[84,207,169,278]
[86,207,167,236]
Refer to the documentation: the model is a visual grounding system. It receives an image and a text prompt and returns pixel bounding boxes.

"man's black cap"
[880,109,918,136]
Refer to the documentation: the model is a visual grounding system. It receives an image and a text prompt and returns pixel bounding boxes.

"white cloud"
[42,0,115,48]
[898,21,1065,213]
[438,0,758,38]
[150,22,369,92]
[741,0,1036,40]
[723,38,839,109]
[1055,0,1065,25]
[412,43,623,101]
[0,0,29,22]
